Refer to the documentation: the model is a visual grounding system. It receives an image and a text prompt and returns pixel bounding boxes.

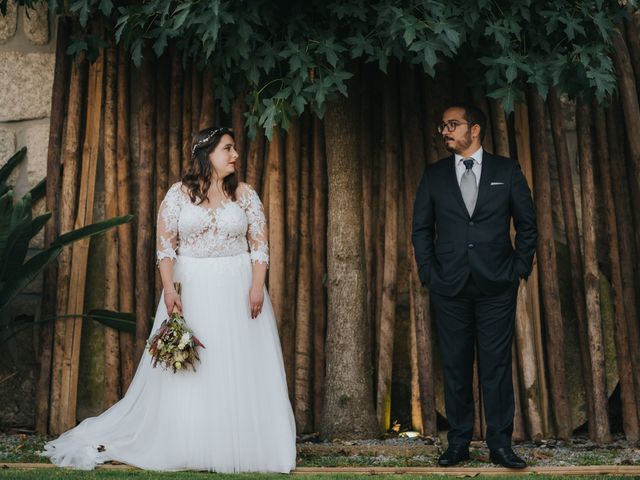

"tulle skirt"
[42,253,297,472]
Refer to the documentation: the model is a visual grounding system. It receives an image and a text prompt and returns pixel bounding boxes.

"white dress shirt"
[455,146,483,187]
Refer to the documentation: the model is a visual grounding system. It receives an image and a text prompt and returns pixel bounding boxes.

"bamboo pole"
[360,69,375,343]
[155,54,170,207]
[134,48,156,359]
[245,127,265,193]
[368,82,383,375]
[231,93,247,180]
[511,343,526,441]
[422,73,452,164]
[199,65,215,130]
[262,146,270,215]
[476,96,494,154]
[116,44,135,391]
[191,63,202,139]
[547,88,594,435]
[488,99,510,157]
[284,119,301,397]
[374,121,386,373]
[400,66,436,435]
[103,45,120,408]
[155,54,170,304]
[376,66,399,431]
[36,17,69,434]
[593,104,639,441]
[181,62,192,173]
[624,14,640,83]
[311,116,327,430]
[267,127,286,336]
[168,46,182,184]
[58,48,105,431]
[524,92,568,438]
[575,97,611,443]
[472,355,483,440]
[514,283,544,439]
[605,102,640,420]
[611,30,640,254]
[49,51,87,435]
[488,98,529,440]
[370,72,384,371]
[294,114,313,432]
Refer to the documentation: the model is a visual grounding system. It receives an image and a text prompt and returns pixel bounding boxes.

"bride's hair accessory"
[191,127,229,156]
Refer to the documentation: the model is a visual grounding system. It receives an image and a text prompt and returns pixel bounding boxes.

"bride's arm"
[157,184,183,314]
[241,183,269,318]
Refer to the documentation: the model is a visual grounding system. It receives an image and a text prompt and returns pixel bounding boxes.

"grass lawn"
[0,473,638,480]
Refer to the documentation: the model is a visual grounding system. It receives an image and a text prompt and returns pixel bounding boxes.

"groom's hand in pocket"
[164,291,182,315]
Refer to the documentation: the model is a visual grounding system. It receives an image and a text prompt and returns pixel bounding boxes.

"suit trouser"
[430,276,518,449]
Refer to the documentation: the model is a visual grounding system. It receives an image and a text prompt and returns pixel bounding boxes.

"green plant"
[0,148,135,347]
[3,0,635,136]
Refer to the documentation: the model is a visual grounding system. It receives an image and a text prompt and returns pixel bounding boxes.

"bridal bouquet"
[146,284,205,372]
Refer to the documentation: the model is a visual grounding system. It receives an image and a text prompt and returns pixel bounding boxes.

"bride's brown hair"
[182,127,238,204]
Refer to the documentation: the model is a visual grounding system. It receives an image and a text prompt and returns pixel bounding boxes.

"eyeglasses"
[437,121,472,134]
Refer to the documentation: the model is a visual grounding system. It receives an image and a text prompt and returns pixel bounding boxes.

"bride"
[43,126,297,472]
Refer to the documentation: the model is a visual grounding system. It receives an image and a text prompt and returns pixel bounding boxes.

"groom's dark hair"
[448,104,487,143]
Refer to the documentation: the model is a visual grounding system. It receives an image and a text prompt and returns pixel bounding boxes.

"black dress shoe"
[489,447,527,469]
[438,444,470,466]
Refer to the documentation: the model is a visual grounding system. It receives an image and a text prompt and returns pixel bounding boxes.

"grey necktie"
[460,158,477,216]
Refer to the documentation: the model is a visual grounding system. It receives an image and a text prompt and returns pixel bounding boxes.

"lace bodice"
[156,182,269,265]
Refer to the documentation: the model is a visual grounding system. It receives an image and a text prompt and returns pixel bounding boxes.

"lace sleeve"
[239,183,269,265]
[156,183,183,264]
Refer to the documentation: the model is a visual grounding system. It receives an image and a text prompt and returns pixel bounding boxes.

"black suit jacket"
[412,151,537,296]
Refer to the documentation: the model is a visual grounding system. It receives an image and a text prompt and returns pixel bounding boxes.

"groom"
[412,105,537,469]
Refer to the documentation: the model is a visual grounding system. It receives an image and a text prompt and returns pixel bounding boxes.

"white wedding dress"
[43,182,297,472]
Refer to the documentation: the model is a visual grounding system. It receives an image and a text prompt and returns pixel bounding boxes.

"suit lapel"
[473,151,494,218]
[448,156,469,217]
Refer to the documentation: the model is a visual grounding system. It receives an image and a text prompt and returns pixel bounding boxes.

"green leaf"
[53,215,134,247]
[505,63,518,83]
[403,25,416,46]
[131,40,143,67]
[0,190,14,261]
[0,212,34,282]
[86,309,136,333]
[153,30,168,57]
[0,147,26,185]
[292,95,306,115]
[487,85,519,114]
[28,178,46,202]
[99,0,112,17]
[172,4,191,29]
[0,246,62,311]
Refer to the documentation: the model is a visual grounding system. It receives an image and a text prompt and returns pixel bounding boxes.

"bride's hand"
[249,285,264,319]
[164,290,182,315]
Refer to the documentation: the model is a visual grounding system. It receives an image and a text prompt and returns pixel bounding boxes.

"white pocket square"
[490,182,504,186]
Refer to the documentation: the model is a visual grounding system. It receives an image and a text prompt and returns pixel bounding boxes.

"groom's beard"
[444,130,473,154]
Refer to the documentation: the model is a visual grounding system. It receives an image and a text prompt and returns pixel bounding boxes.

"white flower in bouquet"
[146,283,205,373]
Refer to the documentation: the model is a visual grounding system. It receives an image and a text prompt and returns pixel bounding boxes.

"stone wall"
[0,0,55,428]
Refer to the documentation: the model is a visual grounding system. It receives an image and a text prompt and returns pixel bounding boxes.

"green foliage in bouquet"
[147,311,205,373]
[0,148,134,345]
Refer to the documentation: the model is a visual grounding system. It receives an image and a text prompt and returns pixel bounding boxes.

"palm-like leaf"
[0,148,26,185]
[28,178,46,202]
[1,309,137,345]
[0,246,62,311]
[86,309,136,333]
[0,191,13,257]
[0,213,51,282]
[53,214,135,247]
